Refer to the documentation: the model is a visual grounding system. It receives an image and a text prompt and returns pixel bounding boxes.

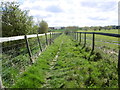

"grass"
[11,34,118,88]
[75,30,119,53]
[12,34,63,88]
[2,33,57,87]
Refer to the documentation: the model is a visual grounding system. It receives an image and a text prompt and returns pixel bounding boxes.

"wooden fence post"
[50,33,52,45]
[76,32,77,40]
[92,33,95,51]
[45,33,48,45]
[25,35,33,64]
[118,48,120,88]
[51,32,53,39]
[75,32,76,40]
[77,32,78,41]
[37,34,42,52]
[84,33,86,46]
[0,75,3,89]
[80,32,81,43]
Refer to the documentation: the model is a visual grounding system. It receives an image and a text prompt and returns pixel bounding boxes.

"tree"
[107,26,113,30]
[83,26,89,31]
[38,20,48,34]
[1,2,34,37]
[31,24,38,34]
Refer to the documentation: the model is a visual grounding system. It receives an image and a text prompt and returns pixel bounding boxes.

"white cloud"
[1,0,18,2]
[19,0,118,27]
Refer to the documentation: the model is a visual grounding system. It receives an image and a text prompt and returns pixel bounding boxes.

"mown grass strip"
[43,35,118,88]
[11,34,63,88]
[11,34,118,88]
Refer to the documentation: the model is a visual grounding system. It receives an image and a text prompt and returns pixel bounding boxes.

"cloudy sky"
[3,0,119,27]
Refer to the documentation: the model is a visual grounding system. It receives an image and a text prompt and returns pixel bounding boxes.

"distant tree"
[83,26,89,31]
[65,26,78,32]
[1,2,34,37]
[38,20,48,34]
[107,26,113,30]
[31,25,38,34]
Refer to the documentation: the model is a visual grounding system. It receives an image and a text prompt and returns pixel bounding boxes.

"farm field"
[12,34,118,88]
[76,30,119,59]
[1,1,119,89]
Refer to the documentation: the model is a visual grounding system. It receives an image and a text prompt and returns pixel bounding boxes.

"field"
[11,34,118,88]
[2,1,119,88]
[1,29,119,88]
[77,29,119,63]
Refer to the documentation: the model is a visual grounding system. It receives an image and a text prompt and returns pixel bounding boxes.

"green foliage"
[11,34,63,88]
[2,34,53,87]
[38,20,48,34]
[1,2,34,37]
[3,34,118,88]
[31,25,38,34]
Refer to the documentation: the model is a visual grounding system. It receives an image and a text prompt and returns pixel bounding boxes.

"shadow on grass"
[79,44,102,61]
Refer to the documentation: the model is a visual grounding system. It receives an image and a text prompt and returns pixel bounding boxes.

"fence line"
[0,33,52,43]
[67,31,120,88]
[1,32,62,88]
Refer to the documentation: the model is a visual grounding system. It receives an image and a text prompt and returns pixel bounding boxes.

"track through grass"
[12,34,118,88]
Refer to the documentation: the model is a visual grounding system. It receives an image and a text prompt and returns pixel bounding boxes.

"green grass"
[11,34,63,88]
[2,34,56,87]
[75,30,119,53]
[11,34,118,88]
[78,29,118,46]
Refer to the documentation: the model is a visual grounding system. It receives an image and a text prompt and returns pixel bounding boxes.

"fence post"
[74,32,75,39]
[77,32,78,41]
[45,33,48,45]
[0,76,3,89]
[52,32,54,41]
[118,48,120,88]
[37,34,42,52]
[50,33,52,45]
[79,32,81,43]
[51,32,53,39]
[76,32,77,40]
[24,35,33,64]
[92,33,95,51]
[84,33,86,46]
[75,32,76,40]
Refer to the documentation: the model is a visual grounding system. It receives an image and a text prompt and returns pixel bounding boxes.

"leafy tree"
[31,25,38,34]
[1,2,34,37]
[38,20,48,34]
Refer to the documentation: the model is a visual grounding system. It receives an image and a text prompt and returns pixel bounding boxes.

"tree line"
[82,25,118,31]
[1,2,48,37]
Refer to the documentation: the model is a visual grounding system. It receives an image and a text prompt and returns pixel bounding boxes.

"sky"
[2,0,120,27]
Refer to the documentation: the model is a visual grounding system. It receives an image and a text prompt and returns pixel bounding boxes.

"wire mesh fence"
[67,31,120,88]
[2,39,30,87]
[1,32,62,87]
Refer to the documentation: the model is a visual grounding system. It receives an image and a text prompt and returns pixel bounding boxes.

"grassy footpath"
[11,34,63,88]
[2,34,51,87]
[12,34,118,88]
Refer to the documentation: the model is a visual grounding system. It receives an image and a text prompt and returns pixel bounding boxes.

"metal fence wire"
[67,31,120,88]
[1,32,62,87]
[2,39,30,87]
